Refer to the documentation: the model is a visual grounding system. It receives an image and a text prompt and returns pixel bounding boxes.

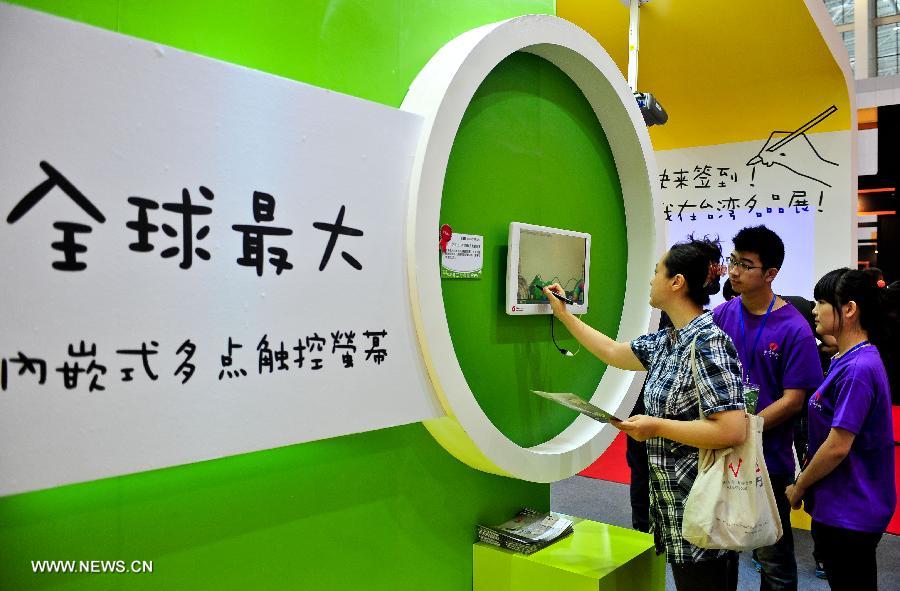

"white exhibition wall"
[657,129,854,309]
[0,5,439,495]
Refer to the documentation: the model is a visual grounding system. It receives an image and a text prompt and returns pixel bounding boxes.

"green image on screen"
[516,229,586,305]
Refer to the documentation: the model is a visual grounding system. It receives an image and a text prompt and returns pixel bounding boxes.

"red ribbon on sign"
[439,224,453,253]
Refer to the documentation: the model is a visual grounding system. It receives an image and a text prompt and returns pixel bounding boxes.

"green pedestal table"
[473,517,665,591]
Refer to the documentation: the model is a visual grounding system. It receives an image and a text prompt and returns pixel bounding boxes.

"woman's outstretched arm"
[544,285,645,371]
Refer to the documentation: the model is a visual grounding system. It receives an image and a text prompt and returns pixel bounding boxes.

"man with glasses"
[712,225,823,591]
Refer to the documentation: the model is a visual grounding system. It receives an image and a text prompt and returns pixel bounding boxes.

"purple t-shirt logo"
[763,341,780,360]
[810,390,823,412]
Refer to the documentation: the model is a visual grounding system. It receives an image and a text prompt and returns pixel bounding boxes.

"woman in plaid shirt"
[545,236,746,591]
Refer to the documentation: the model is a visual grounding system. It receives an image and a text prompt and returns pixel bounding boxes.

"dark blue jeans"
[753,473,797,591]
[671,552,739,591]
[626,394,650,533]
[811,520,882,591]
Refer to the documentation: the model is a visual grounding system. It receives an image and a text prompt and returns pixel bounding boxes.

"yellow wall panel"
[558,0,852,149]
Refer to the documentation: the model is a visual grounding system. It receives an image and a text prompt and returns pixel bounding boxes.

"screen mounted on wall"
[506,222,590,315]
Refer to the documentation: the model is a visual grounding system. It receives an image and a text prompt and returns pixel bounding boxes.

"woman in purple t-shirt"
[786,268,898,590]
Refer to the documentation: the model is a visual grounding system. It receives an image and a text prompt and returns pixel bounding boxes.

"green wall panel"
[0,424,546,590]
[11,0,553,108]
[441,53,627,447]
[0,1,632,589]
[3,0,118,28]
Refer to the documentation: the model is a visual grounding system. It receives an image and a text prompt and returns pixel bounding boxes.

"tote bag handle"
[689,335,707,420]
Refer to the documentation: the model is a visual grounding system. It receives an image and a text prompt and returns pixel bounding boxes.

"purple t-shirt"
[713,297,823,474]
[805,345,896,532]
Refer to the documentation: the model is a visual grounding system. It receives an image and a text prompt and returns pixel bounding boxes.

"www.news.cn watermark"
[31,560,153,574]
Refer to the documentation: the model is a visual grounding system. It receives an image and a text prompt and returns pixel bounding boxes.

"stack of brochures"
[477,508,574,555]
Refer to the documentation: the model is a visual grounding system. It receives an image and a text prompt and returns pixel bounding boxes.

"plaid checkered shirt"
[630,311,745,563]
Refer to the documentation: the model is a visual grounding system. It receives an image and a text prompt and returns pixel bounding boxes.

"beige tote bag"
[681,337,783,551]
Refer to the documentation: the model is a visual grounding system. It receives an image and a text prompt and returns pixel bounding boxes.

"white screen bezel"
[506,222,591,315]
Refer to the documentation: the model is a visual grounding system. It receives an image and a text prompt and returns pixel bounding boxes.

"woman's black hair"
[664,234,723,306]
[813,267,900,362]
[722,278,737,300]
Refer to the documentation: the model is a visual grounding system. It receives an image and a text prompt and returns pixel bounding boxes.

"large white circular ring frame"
[401,15,662,483]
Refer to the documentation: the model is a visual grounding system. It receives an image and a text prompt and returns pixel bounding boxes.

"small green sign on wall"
[440,225,483,279]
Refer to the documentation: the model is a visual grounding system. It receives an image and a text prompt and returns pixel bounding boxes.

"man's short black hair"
[732,225,785,270]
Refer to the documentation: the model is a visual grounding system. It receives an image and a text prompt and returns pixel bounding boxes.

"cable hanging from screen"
[550,314,581,357]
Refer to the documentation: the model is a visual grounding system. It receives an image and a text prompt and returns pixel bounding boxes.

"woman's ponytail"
[664,234,724,306]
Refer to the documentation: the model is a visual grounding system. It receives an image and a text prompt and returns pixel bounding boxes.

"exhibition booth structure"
[0,1,853,589]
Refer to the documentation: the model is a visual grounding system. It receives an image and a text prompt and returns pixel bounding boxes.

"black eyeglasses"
[726,256,762,272]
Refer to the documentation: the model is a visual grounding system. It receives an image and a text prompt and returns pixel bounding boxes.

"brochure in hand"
[531,390,623,423]
[477,508,574,555]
